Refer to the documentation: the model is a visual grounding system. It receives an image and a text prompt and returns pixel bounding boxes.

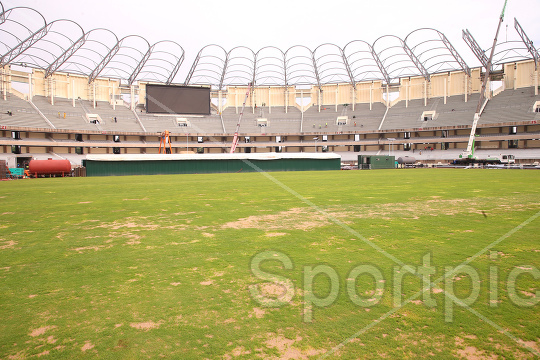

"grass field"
[0,169,539,359]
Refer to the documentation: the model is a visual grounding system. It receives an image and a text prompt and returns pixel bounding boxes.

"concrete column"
[251,86,255,114]
[93,82,96,109]
[130,85,135,111]
[72,80,75,107]
[112,82,116,110]
[424,80,427,107]
[235,87,238,114]
[535,69,538,96]
[444,78,447,104]
[352,86,355,111]
[369,83,372,111]
[335,84,338,112]
[268,86,271,114]
[301,89,304,113]
[318,89,321,112]
[218,90,222,114]
[513,63,517,90]
[405,81,408,108]
[285,87,288,114]
[465,75,468,103]
[29,73,33,102]
[2,68,5,101]
[50,78,54,105]
[386,84,389,108]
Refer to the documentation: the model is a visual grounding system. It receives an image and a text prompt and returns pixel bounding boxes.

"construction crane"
[461,0,508,160]
[159,130,172,154]
[229,82,253,153]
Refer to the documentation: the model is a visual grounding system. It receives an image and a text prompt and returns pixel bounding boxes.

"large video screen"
[146,85,210,115]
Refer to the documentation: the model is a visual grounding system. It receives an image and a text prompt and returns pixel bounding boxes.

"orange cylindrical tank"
[28,159,71,176]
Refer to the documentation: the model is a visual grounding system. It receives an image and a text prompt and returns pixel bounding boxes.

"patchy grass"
[0,169,539,359]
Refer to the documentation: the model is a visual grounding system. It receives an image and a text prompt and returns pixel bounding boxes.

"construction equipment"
[461,0,508,160]
[229,83,253,153]
[159,130,172,154]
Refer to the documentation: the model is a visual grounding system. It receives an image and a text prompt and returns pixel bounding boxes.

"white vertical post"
[285,86,288,114]
[335,84,338,112]
[424,80,427,106]
[386,84,389,108]
[369,84,372,111]
[251,86,255,114]
[513,63,517,90]
[130,85,135,111]
[318,88,321,112]
[72,79,75,107]
[464,75,468,103]
[218,90,222,114]
[2,68,6,101]
[112,82,116,110]
[444,78,447,104]
[29,73,33,102]
[352,85,355,111]
[406,81,409,108]
[301,89,304,113]
[93,82,96,109]
[268,86,271,114]
[50,78,54,105]
[535,69,538,96]
[235,87,238,114]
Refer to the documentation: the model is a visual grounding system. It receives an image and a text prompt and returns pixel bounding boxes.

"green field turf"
[0,169,539,359]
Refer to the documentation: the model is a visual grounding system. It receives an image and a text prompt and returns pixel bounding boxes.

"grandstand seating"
[3,87,539,135]
[0,94,53,129]
[480,86,540,125]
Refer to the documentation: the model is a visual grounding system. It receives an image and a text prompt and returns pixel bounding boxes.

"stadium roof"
[0,1,537,89]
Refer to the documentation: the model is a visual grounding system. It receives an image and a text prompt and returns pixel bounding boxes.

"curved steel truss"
[0,3,184,85]
[0,1,537,88]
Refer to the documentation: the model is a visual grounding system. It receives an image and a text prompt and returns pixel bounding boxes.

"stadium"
[0,0,539,173]
[0,0,539,359]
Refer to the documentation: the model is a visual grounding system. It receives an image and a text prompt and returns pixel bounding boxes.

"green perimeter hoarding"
[358,155,396,170]
[83,153,341,177]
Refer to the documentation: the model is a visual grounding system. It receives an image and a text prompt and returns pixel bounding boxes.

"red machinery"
[28,159,71,177]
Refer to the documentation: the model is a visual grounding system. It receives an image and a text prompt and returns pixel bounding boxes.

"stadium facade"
[0,2,539,168]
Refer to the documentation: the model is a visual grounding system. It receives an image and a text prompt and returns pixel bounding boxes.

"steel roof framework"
[0,1,536,89]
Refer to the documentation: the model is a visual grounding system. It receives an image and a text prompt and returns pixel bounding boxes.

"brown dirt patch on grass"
[252,307,265,319]
[266,232,288,237]
[0,240,16,250]
[71,244,113,253]
[265,333,325,359]
[129,321,161,331]
[81,342,94,352]
[29,326,56,337]
[222,208,329,231]
[456,346,497,359]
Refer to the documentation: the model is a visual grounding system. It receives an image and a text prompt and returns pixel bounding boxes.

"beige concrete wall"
[30,146,47,153]
[24,60,539,110]
[27,132,47,139]
[30,70,120,102]
[480,127,500,134]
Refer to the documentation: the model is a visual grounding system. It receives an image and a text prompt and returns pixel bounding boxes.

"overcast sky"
[2,0,539,82]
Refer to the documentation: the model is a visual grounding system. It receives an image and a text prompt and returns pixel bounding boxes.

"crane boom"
[463,0,508,158]
[229,83,252,153]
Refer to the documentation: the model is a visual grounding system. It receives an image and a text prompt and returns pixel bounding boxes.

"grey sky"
[2,0,539,82]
